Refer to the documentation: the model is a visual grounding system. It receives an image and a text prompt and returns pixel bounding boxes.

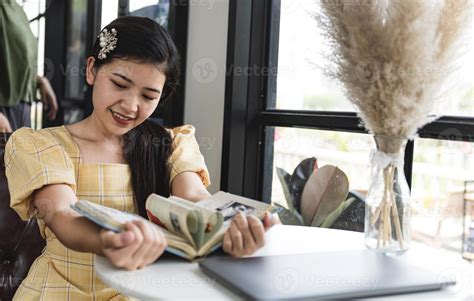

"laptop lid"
[199,250,455,300]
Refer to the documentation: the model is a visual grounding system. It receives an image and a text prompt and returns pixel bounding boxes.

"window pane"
[130,0,170,29]
[64,0,88,100]
[101,0,118,29]
[272,0,474,117]
[411,138,473,250]
[434,37,474,117]
[16,0,46,75]
[270,126,373,209]
[271,1,355,111]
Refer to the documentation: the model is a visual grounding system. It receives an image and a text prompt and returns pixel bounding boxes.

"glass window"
[16,0,46,77]
[129,0,170,29]
[64,0,88,100]
[101,0,118,29]
[411,138,473,250]
[272,0,474,116]
[271,127,374,207]
[272,0,355,111]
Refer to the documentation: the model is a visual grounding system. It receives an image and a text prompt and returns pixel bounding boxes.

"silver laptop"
[199,250,455,300]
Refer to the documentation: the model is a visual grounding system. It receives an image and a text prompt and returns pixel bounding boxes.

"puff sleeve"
[167,125,211,188]
[5,128,77,220]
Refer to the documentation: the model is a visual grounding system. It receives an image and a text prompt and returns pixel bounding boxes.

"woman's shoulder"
[10,125,66,142]
[166,124,196,137]
[7,126,76,155]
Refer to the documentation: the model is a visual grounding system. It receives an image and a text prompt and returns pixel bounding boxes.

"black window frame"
[221,0,474,203]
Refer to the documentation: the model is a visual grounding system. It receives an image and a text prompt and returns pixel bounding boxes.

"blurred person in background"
[0,0,58,132]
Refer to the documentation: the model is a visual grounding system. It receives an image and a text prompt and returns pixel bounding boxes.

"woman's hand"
[99,220,167,271]
[222,212,281,257]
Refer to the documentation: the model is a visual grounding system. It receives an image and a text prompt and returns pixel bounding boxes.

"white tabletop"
[95,225,473,300]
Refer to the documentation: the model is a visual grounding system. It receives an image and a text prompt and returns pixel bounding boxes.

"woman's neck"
[79,113,123,145]
[65,115,127,164]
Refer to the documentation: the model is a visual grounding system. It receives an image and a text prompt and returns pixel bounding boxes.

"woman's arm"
[34,183,105,254]
[170,171,212,202]
[33,184,167,270]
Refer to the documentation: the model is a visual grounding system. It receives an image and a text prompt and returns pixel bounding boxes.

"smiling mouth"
[110,110,135,121]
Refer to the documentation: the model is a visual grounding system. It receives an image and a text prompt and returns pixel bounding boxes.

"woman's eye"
[143,95,155,101]
[111,80,126,89]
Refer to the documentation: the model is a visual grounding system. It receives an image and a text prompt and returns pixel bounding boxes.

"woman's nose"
[120,93,140,113]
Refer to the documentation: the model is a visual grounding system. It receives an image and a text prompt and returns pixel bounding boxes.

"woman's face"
[86,57,166,137]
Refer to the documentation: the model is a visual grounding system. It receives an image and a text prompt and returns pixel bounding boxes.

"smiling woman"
[4,16,200,300]
[5,15,278,301]
[82,57,166,136]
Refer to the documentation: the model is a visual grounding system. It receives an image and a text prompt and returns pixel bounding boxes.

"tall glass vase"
[364,136,411,255]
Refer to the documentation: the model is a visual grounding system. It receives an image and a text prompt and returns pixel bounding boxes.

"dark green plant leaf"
[274,203,304,226]
[289,157,317,212]
[330,191,366,232]
[275,167,297,215]
[320,197,356,228]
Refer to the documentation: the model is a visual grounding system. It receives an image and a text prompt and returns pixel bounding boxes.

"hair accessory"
[97,28,118,59]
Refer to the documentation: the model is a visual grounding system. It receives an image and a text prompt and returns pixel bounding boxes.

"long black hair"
[89,16,181,217]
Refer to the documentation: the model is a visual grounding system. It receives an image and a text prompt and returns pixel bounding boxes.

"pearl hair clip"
[97,28,118,60]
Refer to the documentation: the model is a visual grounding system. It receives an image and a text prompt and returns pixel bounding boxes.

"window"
[222,0,474,254]
[129,0,170,29]
[271,127,373,208]
[101,0,119,29]
[65,0,88,101]
[274,1,353,112]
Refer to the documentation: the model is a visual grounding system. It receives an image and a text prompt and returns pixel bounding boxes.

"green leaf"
[275,167,298,215]
[274,203,304,226]
[289,157,317,212]
[320,197,356,228]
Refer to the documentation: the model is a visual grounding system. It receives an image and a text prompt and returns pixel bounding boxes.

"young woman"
[5,17,279,300]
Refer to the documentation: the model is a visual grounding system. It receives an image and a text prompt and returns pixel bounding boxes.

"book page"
[73,200,143,232]
[197,226,227,257]
[145,194,199,248]
[157,224,197,259]
[164,195,224,249]
[197,191,277,227]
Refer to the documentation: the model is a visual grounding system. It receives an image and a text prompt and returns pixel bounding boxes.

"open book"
[71,191,280,261]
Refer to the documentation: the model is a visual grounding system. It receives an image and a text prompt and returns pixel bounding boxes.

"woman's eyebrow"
[111,72,161,94]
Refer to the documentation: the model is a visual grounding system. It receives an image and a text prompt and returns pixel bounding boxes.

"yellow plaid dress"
[5,125,210,301]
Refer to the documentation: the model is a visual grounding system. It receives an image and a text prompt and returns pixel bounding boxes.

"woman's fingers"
[228,221,243,256]
[248,215,265,248]
[100,228,137,268]
[153,226,168,257]
[234,213,256,255]
[224,213,268,257]
[131,221,167,270]
[105,221,167,270]
[222,230,233,254]
[100,229,135,249]
[263,212,281,230]
[128,220,155,269]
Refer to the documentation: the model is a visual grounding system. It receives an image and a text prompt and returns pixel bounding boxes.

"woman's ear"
[86,56,97,85]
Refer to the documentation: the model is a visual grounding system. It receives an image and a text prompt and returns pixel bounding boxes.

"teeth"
[112,111,132,121]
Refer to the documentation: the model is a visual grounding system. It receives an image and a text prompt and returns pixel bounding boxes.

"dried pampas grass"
[318,0,472,152]
[317,0,473,252]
